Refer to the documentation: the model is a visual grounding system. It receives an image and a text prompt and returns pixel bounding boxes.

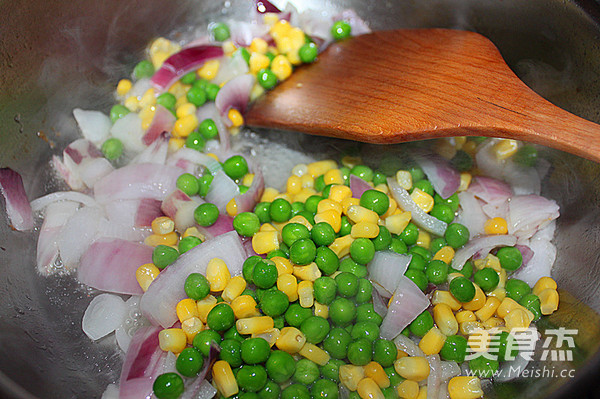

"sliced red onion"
[181,344,220,399]
[78,238,152,295]
[495,352,532,382]
[197,214,235,240]
[110,112,146,153]
[393,333,425,357]
[335,9,372,36]
[387,178,447,236]
[451,235,517,270]
[73,108,111,145]
[133,133,170,166]
[297,9,334,49]
[161,189,204,232]
[234,167,264,214]
[256,0,281,13]
[167,146,223,175]
[516,244,534,267]
[93,163,182,204]
[531,219,556,242]
[368,251,412,296]
[141,231,246,328]
[142,105,175,146]
[371,288,388,318]
[58,205,104,270]
[0,168,34,231]
[151,45,224,92]
[507,195,559,241]
[31,191,95,213]
[467,176,512,205]
[36,201,80,275]
[350,175,371,199]
[79,158,115,188]
[214,47,250,84]
[426,354,442,399]
[215,73,255,121]
[512,238,555,286]
[413,153,460,199]
[380,276,429,340]
[440,361,461,381]
[481,199,509,220]
[52,155,84,191]
[503,161,541,196]
[64,138,103,165]
[455,192,488,238]
[115,296,149,353]
[205,170,240,213]
[241,236,261,258]
[104,199,162,229]
[101,384,119,399]
[196,103,231,154]
[82,293,127,341]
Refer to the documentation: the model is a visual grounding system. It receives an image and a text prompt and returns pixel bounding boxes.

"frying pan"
[1,0,600,398]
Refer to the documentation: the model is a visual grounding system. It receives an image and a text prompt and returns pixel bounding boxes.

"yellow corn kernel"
[307,160,338,178]
[173,114,199,138]
[286,216,313,232]
[395,171,413,190]
[347,205,380,224]
[205,258,231,292]
[181,316,204,344]
[433,246,455,264]
[455,310,477,324]
[175,94,189,110]
[314,301,329,318]
[340,364,365,391]
[496,297,522,319]
[221,276,247,302]
[539,288,559,315]
[416,229,431,249]
[225,198,238,217]
[182,227,205,242]
[260,222,277,232]
[197,295,218,323]
[230,295,261,319]
[299,342,330,366]
[270,256,292,276]
[139,89,157,110]
[317,199,343,215]
[462,140,478,155]
[321,169,343,186]
[252,231,280,254]
[136,263,160,291]
[488,287,506,302]
[342,197,361,214]
[298,280,314,308]
[212,360,239,397]
[276,326,306,353]
[285,175,302,196]
[363,362,390,389]
[198,59,220,80]
[374,184,389,194]
[144,231,179,247]
[394,356,430,382]
[458,172,472,192]
[249,37,269,54]
[222,40,237,56]
[291,188,314,203]
[116,79,132,96]
[175,102,197,119]
[533,277,558,296]
[475,296,501,322]
[124,96,140,112]
[435,139,457,159]
[236,316,274,335]
[293,263,322,282]
[271,55,293,81]
[462,284,486,311]
[432,291,462,311]
[287,26,305,49]
[276,274,298,302]
[482,317,504,329]
[314,210,342,233]
[448,376,483,399]
[396,380,419,399]
[329,185,353,203]
[176,298,200,323]
[158,328,187,353]
[351,222,380,239]
[460,321,484,336]
[252,328,281,347]
[260,187,279,202]
[168,81,188,98]
[168,137,186,152]
[467,329,491,353]
[396,350,409,359]
[418,327,447,355]
[433,303,459,336]
[494,139,519,160]
[263,13,280,26]
[410,188,434,213]
[149,37,181,68]
[301,174,315,189]
[357,378,385,399]
[382,197,398,219]
[329,235,355,258]
[497,268,507,289]
[385,211,412,235]
[270,19,292,39]
[228,108,244,128]
[484,217,508,235]
[249,52,271,74]
[505,308,532,330]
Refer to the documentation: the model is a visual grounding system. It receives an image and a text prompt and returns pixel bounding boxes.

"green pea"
[291,201,305,216]
[496,330,520,361]
[329,297,356,326]
[434,192,460,213]
[440,335,468,362]
[350,321,380,342]
[211,22,231,41]
[372,171,387,186]
[410,246,432,262]
[180,71,197,85]
[292,358,320,385]
[496,246,523,271]
[338,215,352,236]
[314,246,339,275]
[449,276,476,302]
[241,337,271,364]
[407,253,427,272]
[192,329,222,356]
[355,278,373,304]
[281,384,310,399]
[205,83,220,101]
[314,175,326,193]
[237,365,268,392]
[311,379,339,399]
[381,387,397,399]
[469,355,499,379]
[360,189,390,216]
[254,202,271,223]
[109,104,130,123]
[197,173,213,197]
[199,118,219,140]
[347,338,372,366]
[473,268,500,292]
[267,249,287,259]
[350,238,375,265]
[313,276,337,305]
[425,260,449,285]
[299,42,318,63]
[340,166,351,185]
[207,303,235,331]
[133,60,155,80]
[319,358,345,382]
[186,86,207,107]
[185,131,206,152]
[355,303,383,326]
[184,272,210,300]
[223,155,249,180]
[235,47,251,64]
[224,326,245,343]
[266,350,296,383]
[412,180,434,196]
[252,260,278,289]
[350,165,373,182]
[451,150,473,172]
[289,238,317,265]
[194,203,219,226]
[404,269,428,291]
[430,203,455,224]
[335,272,359,298]
[371,225,392,251]
[233,212,261,237]
[176,347,204,377]
[242,256,262,283]
[178,236,201,254]
[176,173,199,196]
[257,68,278,90]
[152,245,179,269]
[285,303,313,328]
[300,315,331,344]
[409,310,433,337]
[445,223,470,249]
[429,238,447,255]
[243,288,259,302]
[239,185,250,195]
[339,257,367,278]
[153,373,184,399]
[384,367,404,388]
[389,237,408,254]
[304,195,322,214]
[372,339,397,368]
[219,339,242,368]
[297,211,315,225]
[101,138,124,160]
[269,198,292,223]
[514,145,538,167]
[260,289,290,317]
[399,223,418,245]
[311,222,336,246]
[408,165,425,182]
[449,260,474,279]
[322,327,352,359]
[519,293,542,321]
[282,223,311,246]
[258,380,281,399]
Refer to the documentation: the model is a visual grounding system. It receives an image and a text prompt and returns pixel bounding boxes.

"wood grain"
[245,29,600,163]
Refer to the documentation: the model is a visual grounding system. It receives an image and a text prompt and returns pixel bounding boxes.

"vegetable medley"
[0,2,564,399]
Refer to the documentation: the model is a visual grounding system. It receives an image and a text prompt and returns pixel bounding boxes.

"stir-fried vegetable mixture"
[0,2,563,399]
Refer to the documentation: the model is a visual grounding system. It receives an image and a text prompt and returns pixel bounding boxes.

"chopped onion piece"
[440,361,461,381]
[31,191,97,212]
[215,74,255,119]
[110,113,145,153]
[455,192,487,238]
[512,238,555,286]
[142,105,175,145]
[368,251,412,296]
[73,109,111,146]
[255,0,281,13]
[451,234,517,270]
[467,176,512,205]
[393,333,425,357]
[0,168,33,231]
[426,354,442,399]
[380,276,429,340]
[508,195,559,240]
[350,175,371,199]
[234,167,264,214]
[414,153,460,199]
[82,293,127,341]
[495,352,532,382]
[58,206,104,270]
[205,170,240,212]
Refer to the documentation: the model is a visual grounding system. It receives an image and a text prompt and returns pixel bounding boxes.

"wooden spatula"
[245,29,600,163]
